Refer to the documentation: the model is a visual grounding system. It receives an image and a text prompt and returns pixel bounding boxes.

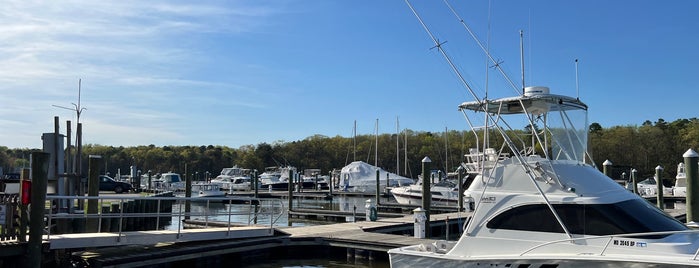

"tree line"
[1,118,698,185]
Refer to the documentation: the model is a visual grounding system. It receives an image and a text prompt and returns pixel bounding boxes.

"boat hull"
[389,251,699,267]
[391,191,459,207]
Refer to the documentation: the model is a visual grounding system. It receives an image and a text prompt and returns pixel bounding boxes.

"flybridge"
[458,86,588,115]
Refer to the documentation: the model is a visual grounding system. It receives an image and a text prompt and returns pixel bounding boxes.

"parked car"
[99,175,132,193]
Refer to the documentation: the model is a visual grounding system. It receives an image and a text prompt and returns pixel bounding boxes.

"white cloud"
[0,0,291,148]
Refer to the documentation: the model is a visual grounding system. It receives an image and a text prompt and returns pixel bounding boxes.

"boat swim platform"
[71,211,469,267]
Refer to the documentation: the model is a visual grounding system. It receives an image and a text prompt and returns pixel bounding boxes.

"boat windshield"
[487,199,688,238]
[162,174,181,183]
[547,102,588,163]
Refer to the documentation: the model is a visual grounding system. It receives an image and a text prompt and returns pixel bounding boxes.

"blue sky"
[1,0,697,149]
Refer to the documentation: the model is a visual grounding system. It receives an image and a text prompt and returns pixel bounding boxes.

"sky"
[1,0,698,149]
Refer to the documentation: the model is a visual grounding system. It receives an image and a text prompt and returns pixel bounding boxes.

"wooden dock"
[72,211,471,267]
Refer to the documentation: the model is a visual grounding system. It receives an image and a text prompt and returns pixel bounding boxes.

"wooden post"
[684,149,699,223]
[28,152,49,268]
[656,165,664,209]
[458,166,464,212]
[185,164,191,220]
[421,156,431,238]
[287,169,293,211]
[385,172,389,198]
[253,170,259,198]
[375,169,380,206]
[329,171,334,196]
[603,160,612,178]
[631,168,638,195]
[86,155,102,233]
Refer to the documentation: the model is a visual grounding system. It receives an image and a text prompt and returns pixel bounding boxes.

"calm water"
[165,195,395,267]
[243,258,390,268]
[166,194,393,229]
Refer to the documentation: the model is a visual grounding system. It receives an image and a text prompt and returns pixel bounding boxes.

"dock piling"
[458,166,464,212]
[86,155,102,233]
[375,169,380,206]
[684,149,699,223]
[421,156,431,237]
[28,152,49,268]
[631,168,638,195]
[656,165,664,209]
[603,160,612,178]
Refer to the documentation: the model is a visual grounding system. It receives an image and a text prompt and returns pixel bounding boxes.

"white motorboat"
[389,84,699,266]
[192,182,226,198]
[631,177,673,198]
[674,163,687,197]
[213,176,254,192]
[211,166,249,190]
[391,2,699,266]
[391,177,460,207]
[141,172,185,191]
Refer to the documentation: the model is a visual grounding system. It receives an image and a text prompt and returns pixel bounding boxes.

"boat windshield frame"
[459,93,592,164]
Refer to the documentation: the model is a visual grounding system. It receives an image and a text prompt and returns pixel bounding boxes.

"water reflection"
[166,195,389,230]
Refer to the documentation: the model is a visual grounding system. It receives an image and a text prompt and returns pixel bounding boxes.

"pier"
[71,211,468,267]
[0,189,468,267]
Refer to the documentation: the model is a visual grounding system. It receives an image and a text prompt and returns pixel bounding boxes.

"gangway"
[43,195,284,249]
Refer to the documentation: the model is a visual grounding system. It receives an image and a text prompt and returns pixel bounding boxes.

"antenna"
[520,30,525,94]
[575,59,580,99]
[53,79,87,124]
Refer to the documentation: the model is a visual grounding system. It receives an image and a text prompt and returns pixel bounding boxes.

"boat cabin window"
[487,199,687,238]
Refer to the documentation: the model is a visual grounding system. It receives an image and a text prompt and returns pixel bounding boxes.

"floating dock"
[72,211,470,267]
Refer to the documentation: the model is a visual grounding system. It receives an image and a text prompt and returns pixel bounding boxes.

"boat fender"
[369,207,378,221]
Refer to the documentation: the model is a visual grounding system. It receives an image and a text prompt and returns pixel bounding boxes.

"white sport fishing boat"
[390,177,459,207]
[389,2,699,266]
[390,87,699,267]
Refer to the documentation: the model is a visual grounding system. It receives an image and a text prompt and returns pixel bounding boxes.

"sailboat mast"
[396,117,400,175]
[445,126,449,174]
[375,118,378,167]
[404,129,408,176]
[353,120,357,162]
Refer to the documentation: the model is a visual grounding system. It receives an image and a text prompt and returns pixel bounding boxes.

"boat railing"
[463,148,509,174]
[519,229,699,259]
[43,195,285,240]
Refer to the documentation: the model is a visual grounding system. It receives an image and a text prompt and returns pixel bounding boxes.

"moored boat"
[389,2,699,266]
[338,161,414,193]
[390,175,460,206]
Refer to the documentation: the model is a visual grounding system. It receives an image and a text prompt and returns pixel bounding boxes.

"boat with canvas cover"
[338,161,414,194]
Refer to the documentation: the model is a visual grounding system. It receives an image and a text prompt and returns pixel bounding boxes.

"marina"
[1,1,699,268]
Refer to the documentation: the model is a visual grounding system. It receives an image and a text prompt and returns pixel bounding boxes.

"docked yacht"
[211,166,250,191]
[389,85,699,266]
[674,163,687,197]
[390,2,699,266]
[390,173,460,206]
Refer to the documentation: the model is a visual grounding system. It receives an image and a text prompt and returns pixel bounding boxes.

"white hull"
[389,251,699,267]
[192,183,226,199]
[391,189,459,207]
[339,161,414,193]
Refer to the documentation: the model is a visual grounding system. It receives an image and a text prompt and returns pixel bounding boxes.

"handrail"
[519,229,699,258]
[43,195,285,241]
